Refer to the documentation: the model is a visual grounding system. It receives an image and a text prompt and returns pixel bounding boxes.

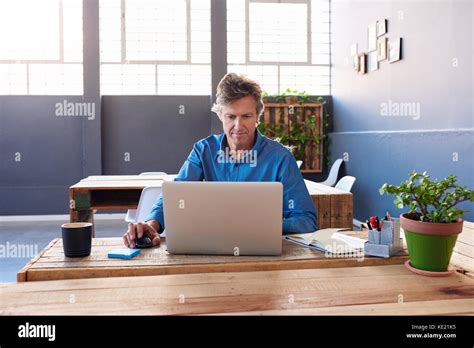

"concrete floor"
[0,218,129,282]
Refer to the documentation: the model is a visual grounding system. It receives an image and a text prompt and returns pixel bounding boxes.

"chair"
[131,186,167,237]
[335,176,356,192]
[318,158,343,187]
[125,172,167,223]
[134,185,163,220]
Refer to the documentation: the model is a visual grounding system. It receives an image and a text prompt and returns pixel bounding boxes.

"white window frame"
[0,0,83,95]
[228,0,331,95]
[108,0,200,65]
[246,0,314,65]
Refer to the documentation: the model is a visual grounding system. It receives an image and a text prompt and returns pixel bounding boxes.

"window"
[99,0,211,95]
[0,0,83,95]
[227,0,330,95]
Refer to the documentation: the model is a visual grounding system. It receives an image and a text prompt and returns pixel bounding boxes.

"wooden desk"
[17,231,408,282]
[4,265,474,315]
[68,175,353,231]
[304,179,352,229]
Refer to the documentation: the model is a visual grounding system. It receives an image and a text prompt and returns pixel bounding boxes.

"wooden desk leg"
[69,188,96,237]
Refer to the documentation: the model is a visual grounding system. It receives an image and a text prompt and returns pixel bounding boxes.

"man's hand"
[123,221,161,248]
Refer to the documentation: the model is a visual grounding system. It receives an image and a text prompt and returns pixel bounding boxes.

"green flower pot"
[400,213,463,273]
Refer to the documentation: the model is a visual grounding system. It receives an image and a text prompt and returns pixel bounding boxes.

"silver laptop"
[162,181,283,256]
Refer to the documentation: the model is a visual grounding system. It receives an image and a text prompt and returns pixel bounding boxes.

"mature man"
[123,73,318,248]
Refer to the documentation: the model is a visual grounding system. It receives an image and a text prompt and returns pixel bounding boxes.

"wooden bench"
[17,231,409,282]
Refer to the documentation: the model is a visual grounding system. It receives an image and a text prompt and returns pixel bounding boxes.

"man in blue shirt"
[123,73,318,248]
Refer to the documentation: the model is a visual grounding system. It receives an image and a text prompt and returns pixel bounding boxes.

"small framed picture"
[367,23,377,52]
[377,37,387,61]
[388,37,402,63]
[353,54,360,71]
[368,51,378,72]
[358,53,366,74]
[350,43,358,57]
[377,19,387,37]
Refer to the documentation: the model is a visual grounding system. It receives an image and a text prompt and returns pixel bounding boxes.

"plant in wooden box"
[380,171,474,275]
[259,89,329,172]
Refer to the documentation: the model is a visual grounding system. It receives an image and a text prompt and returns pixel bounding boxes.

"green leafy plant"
[379,171,474,223]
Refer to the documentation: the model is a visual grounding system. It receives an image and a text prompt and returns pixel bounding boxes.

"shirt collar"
[215,129,265,161]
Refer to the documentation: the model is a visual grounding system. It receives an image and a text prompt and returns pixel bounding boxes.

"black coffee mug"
[61,222,92,257]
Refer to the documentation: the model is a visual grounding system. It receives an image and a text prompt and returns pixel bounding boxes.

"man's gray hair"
[211,73,265,120]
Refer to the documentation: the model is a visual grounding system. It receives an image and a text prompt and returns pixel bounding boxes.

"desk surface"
[70,175,176,189]
[4,265,474,315]
[17,231,409,282]
[82,175,172,181]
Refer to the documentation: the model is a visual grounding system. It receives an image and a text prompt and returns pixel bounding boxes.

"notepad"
[108,248,141,259]
[284,228,366,254]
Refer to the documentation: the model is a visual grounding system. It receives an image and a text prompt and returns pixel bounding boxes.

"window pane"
[0,64,28,94]
[227,0,246,64]
[100,0,122,62]
[191,0,211,64]
[101,64,156,95]
[100,0,211,95]
[157,64,211,95]
[0,0,60,60]
[125,0,187,61]
[29,64,83,95]
[0,0,84,95]
[280,65,330,95]
[63,0,83,63]
[227,0,330,95]
[249,2,308,63]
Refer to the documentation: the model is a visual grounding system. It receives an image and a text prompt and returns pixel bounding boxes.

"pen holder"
[364,219,401,258]
[368,230,381,244]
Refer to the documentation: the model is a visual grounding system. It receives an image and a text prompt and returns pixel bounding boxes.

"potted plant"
[379,171,473,275]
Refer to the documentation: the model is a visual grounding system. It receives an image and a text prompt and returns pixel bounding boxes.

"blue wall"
[330,0,474,221]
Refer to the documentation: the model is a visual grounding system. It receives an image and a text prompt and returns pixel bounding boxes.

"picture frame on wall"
[377,37,387,61]
[377,19,387,37]
[388,37,402,63]
[368,51,378,72]
[358,53,366,74]
[367,23,377,51]
[353,54,360,71]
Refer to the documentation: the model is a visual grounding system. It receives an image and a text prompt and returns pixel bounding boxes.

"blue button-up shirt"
[147,130,318,235]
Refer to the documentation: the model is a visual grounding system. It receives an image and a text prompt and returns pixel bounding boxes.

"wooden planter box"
[262,102,324,173]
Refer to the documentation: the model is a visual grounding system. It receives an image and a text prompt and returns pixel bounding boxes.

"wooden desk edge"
[26,256,410,282]
[19,241,409,282]
[17,238,60,282]
[203,298,474,316]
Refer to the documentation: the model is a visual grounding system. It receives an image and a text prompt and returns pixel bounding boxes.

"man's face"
[220,95,259,151]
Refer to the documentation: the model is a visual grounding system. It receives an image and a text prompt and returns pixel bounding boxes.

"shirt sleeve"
[278,152,318,235]
[146,142,205,233]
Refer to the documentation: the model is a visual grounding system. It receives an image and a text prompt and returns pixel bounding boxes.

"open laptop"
[162,181,283,256]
